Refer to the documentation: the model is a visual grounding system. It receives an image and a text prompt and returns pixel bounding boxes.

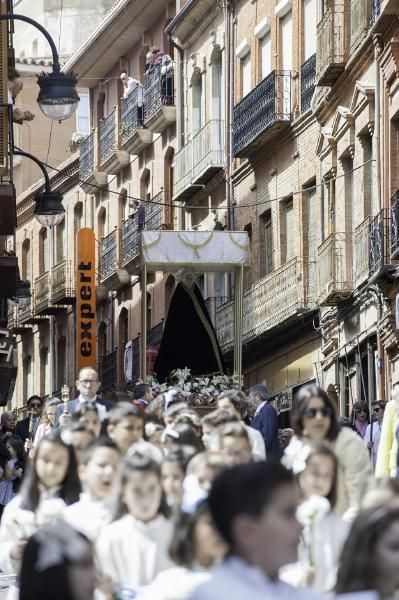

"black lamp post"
[0,13,79,121]
[14,149,65,226]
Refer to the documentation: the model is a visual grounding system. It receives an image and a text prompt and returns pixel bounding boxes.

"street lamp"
[0,13,79,121]
[13,150,65,227]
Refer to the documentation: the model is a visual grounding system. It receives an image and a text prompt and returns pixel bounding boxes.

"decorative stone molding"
[254,17,271,39]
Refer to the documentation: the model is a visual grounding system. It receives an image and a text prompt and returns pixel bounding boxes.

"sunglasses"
[304,407,332,419]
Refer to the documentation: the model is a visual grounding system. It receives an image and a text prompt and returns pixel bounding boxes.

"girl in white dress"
[0,430,81,576]
[135,499,227,600]
[281,442,349,594]
[96,452,174,596]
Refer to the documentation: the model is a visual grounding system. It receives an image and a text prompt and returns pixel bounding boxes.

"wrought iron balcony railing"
[301,54,316,112]
[233,70,292,157]
[99,110,116,165]
[80,132,94,182]
[318,233,353,304]
[52,259,75,304]
[354,217,371,287]
[370,0,381,23]
[100,230,118,282]
[144,63,174,122]
[34,271,50,313]
[147,321,164,348]
[350,0,371,54]
[390,191,399,259]
[316,4,348,85]
[100,349,117,397]
[122,194,164,266]
[145,193,164,231]
[120,86,144,144]
[216,258,314,352]
[369,209,389,278]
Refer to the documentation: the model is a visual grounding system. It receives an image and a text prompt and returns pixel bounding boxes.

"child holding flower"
[280,442,349,594]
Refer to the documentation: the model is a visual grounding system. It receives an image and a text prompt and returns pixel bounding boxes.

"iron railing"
[205,296,231,327]
[100,349,117,396]
[173,142,194,199]
[350,0,371,54]
[354,217,371,287]
[100,230,118,281]
[120,86,144,144]
[369,209,389,277]
[147,321,164,348]
[99,110,116,165]
[316,5,347,81]
[145,192,163,230]
[318,233,353,303]
[370,0,381,24]
[34,272,50,313]
[144,63,174,122]
[79,132,94,181]
[192,119,224,182]
[301,54,316,112]
[216,258,313,351]
[0,298,7,326]
[121,194,164,265]
[52,259,74,302]
[233,70,291,156]
[390,191,399,258]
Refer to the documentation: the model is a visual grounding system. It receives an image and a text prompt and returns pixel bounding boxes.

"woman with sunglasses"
[283,384,371,521]
[364,402,386,470]
[350,401,370,439]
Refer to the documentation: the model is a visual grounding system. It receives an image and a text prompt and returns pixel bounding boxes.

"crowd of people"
[0,369,398,599]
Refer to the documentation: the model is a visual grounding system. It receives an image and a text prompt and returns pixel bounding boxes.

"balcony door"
[260,33,272,80]
[303,0,317,59]
[280,11,292,116]
[192,73,203,135]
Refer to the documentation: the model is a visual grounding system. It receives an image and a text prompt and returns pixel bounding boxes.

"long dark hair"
[169,501,210,567]
[0,439,9,472]
[336,506,399,594]
[298,442,338,508]
[19,431,81,511]
[291,384,340,441]
[7,435,26,462]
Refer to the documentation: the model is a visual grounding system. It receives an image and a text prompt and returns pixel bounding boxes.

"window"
[76,92,90,134]
[281,198,294,264]
[56,219,66,264]
[303,0,317,59]
[192,75,202,133]
[211,55,222,121]
[280,11,293,71]
[262,211,273,275]
[242,54,252,97]
[40,229,48,272]
[260,33,272,79]
[21,239,31,282]
[244,224,252,288]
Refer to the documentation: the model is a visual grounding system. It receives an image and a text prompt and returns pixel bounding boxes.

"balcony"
[79,131,107,194]
[370,0,396,30]
[99,109,129,175]
[173,119,225,202]
[369,209,391,281]
[120,86,152,156]
[350,0,371,54]
[390,191,399,259]
[52,260,75,305]
[318,233,353,305]
[122,195,164,273]
[143,64,176,134]
[34,272,50,314]
[316,4,348,86]
[354,217,371,287]
[99,229,130,291]
[233,71,292,158]
[215,258,315,352]
[301,54,316,112]
[7,305,33,334]
[100,349,117,398]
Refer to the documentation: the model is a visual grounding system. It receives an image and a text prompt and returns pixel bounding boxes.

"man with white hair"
[120,71,142,100]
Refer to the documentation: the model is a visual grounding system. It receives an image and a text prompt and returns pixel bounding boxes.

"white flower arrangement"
[142,369,242,407]
[297,495,331,567]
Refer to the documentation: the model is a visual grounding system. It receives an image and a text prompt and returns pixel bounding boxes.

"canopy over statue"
[140,230,251,382]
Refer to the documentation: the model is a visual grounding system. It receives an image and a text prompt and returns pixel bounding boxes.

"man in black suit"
[57,367,114,427]
[249,384,279,458]
[15,395,43,442]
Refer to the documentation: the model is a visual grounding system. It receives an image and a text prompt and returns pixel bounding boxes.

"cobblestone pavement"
[0,574,15,598]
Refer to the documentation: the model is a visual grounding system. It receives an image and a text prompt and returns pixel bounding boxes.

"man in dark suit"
[56,367,114,427]
[249,384,279,458]
[15,395,43,442]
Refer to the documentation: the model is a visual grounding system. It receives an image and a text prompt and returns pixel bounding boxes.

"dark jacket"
[55,395,115,425]
[15,418,30,441]
[251,402,279,458]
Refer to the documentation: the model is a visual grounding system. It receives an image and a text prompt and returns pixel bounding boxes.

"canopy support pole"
[233,264,244,388]
[140,263,147,381]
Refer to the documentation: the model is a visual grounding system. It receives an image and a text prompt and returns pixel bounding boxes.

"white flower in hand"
[297,495,331,526]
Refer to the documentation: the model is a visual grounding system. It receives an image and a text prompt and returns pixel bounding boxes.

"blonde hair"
[187,451,225,477]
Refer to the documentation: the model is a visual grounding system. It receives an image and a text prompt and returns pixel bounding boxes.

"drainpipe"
[369,284,386,400]
[168,33,185,230]
[224,0,235,232]
[373,35,382,214]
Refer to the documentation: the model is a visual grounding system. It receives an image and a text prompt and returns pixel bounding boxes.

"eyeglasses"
[304,407,332,419]
[357,409,367,414]
[79,379,98,386]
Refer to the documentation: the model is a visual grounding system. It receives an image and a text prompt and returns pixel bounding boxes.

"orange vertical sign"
[76,228,97,373]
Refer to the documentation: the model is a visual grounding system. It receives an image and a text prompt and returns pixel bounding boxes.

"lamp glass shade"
[37,71,80,122]
[34,190,65,227]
